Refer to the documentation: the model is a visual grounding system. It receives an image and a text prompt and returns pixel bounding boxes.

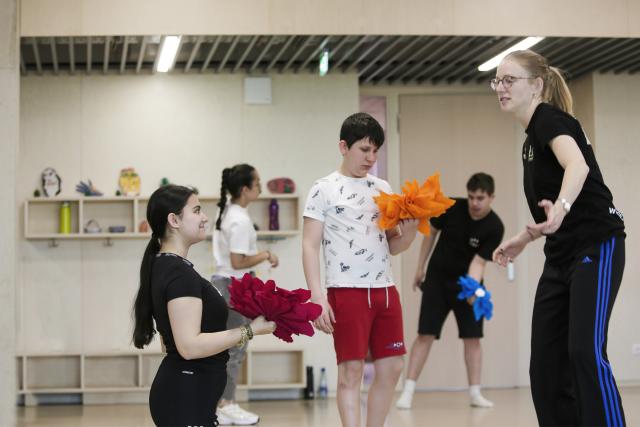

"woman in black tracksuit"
[132,185,275,426]
[491,50,626,427]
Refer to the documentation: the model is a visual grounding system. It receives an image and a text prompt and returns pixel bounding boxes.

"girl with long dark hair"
[133,184,275,427]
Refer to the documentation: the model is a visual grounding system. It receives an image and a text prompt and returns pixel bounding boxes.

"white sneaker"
[470,393,494,408]
[216,409,234,426]
[216,403,259,425]
[396,391,413,409]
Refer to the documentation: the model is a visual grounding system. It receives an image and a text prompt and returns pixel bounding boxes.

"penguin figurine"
[41,167,62,197]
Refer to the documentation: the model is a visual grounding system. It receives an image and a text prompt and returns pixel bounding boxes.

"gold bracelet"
[237,326,248,348]
[246,324,254,340]
[237,324,255,348]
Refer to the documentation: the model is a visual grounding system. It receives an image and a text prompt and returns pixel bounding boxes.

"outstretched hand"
[493,232,530,267]
[527,199,566,236]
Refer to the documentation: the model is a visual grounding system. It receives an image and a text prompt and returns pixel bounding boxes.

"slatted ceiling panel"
[626,54,640,73]
[430,37,495,85]
[456,37,520,84]
[332,36,368,71]
[20,35,640,83]
[417,37,481,84]
[600,40,640,73]
[392,37,458,84]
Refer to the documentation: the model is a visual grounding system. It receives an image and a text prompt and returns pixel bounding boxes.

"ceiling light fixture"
[156,36,181,73]
[478,36,545,72]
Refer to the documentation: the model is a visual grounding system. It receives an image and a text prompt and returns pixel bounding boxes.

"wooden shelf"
[17,348,306,401]
[19,388,83,394]
[25,232,144,240]
[25,194,299,203]
[24,194,300,244]
[82,387,151,393]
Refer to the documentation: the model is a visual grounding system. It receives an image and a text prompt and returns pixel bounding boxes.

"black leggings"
[530,236,625,426]
[149,355,227,427]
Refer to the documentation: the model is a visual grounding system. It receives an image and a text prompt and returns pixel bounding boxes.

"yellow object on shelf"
[59,201,71,234]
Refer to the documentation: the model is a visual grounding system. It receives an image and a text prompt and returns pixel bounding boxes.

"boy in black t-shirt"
[396,173,504,410]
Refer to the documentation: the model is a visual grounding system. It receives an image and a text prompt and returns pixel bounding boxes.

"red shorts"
[327,286,406,364]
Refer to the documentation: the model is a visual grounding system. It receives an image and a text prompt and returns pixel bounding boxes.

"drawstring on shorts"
[367,285,390,309]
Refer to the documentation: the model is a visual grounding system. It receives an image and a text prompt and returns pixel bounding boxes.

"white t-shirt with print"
[303,171,394,288]
[213,203,259,278]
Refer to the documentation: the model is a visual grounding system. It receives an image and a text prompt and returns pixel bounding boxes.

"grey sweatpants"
[211,275,249,401]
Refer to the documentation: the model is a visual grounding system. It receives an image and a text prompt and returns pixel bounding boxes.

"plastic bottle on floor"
[317,367,328,398]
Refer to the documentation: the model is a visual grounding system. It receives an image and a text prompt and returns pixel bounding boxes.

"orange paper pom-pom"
[373,174,455,235]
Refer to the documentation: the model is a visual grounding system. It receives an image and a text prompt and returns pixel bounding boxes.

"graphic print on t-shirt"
[303,172,394,288]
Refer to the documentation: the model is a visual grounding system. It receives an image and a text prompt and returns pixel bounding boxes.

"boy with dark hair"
[303,113,419,427]
[396,173,504,410]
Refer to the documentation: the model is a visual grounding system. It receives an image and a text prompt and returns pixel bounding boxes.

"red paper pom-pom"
[228,274,322,343]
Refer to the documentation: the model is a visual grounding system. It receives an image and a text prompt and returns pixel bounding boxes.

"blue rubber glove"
[457,275,480,300]
[472,290,493,321]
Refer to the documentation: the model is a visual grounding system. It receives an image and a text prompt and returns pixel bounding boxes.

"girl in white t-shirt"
[211,163,278,425]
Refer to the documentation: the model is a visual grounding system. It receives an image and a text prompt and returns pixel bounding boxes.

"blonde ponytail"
[544,66,573,115]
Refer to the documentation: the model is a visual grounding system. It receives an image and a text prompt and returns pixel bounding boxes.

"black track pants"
[530,236,625,427]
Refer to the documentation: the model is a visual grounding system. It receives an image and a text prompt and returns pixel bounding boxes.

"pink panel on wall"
[359,96,388,180]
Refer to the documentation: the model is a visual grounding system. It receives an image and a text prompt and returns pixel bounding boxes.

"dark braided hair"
[216,164,256,230]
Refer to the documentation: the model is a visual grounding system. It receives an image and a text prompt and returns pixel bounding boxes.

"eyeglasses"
[490,75,535,90]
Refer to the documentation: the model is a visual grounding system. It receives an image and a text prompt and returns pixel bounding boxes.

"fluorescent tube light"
[156,36,181,73]
[319,49,330,76]
[478,37,545,72]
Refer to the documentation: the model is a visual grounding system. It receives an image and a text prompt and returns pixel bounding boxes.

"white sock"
[469,385,494,408]
[469,384,481,397]
[396,380,416,409]
[403,379,416,395]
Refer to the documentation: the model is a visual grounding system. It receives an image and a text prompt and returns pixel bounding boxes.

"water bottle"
[59,201,71,234]
[317,367,328,398]
[268,199,279,231]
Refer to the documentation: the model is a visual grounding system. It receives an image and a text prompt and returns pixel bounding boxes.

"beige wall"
[592,73,640,382]
[1,0,18,424]
[20,0,640,37]
[18,72,359,392]
[572,74,596,147]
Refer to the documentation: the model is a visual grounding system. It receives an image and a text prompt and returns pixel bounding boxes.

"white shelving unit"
[16,348,305,403]
[20,193,306,405]
[24,194,300,245]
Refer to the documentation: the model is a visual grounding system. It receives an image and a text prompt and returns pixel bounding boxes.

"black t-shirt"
[151,252,229,365]
[523,103,625,265]
[425,198,504,282]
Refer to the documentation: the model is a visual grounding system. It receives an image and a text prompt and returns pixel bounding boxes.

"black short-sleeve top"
[523,103,625,265]
[426,198,504,281]
[151,252,229,365]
